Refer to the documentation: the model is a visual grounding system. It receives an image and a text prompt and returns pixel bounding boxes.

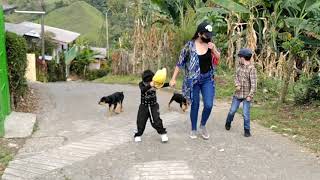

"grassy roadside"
[0,138,26,176]
[0,147,12,175]
[94,74,320,154]
[250,102,320,153]
[94,75,184,91]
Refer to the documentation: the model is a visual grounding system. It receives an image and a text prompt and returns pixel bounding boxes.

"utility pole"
[106,10,109,60]
[15,10,46,60]
[41,14,45,60]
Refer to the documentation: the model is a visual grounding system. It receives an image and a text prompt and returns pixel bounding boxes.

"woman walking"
[169,21,220,139]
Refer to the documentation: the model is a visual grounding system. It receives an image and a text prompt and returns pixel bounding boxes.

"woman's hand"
[209,42,221,59]
[169,79,176,87]
[208,42,216,50]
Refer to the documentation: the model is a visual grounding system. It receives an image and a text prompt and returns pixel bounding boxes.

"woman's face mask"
[201,37,211,43]
[199,34,211,43]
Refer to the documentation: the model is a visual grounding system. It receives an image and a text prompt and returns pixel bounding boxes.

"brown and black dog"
[99,92,124,113]
[168,92,189,112]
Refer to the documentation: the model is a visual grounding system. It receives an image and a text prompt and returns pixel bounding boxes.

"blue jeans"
[226,96,251,130]
[190,72,215,131]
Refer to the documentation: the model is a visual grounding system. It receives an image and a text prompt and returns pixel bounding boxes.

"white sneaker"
[189,130,197,139]
[134,136,142,142]
[200,126,210,140]
[161,134,169,142]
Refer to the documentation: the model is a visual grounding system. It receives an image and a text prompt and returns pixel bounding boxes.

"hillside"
[42,1,104,46]
[5,0,68,23]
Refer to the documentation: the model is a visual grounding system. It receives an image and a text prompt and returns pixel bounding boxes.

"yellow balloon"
[152,68,167,89]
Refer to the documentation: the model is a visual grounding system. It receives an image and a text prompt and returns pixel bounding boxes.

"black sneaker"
[225,122,231,130]
[244,129,251,137]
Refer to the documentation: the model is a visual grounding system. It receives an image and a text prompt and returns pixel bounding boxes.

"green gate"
[0,7,11,137]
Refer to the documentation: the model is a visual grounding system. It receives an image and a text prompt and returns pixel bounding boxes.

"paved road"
[2,82,320,180]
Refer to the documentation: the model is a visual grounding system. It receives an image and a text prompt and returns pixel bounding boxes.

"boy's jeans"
[226,96,251,130]
[190,72,215,131]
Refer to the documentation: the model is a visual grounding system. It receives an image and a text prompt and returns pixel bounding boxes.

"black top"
[139,82,169,106]
[198,49,212,74]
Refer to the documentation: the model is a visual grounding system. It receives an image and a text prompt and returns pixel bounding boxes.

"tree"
[279,0,320,102]
[85,0,108,13]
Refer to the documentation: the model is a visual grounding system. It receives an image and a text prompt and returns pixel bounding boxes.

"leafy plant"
[5,32,28,108]
[294,73,320,104]
[47,60,66,82]
[85,69,109,81]
[70,47,97,77]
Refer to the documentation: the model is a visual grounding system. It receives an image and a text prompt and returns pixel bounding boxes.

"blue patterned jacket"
[176,40,215,103]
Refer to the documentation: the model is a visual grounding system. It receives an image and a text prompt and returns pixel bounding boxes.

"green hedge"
[47,60,66,82]
[5,32,28,108]
[85,69,109,80]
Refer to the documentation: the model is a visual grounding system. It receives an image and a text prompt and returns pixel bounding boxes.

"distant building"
[5,22,81,77]
[90,47,107,60]
[88,47,107,70]
[5,22,80,61]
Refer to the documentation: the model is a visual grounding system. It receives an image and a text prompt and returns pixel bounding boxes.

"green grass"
[0,147,13,176]
[93,66,234,99]
[41,1,104,46]
[247,102,320,153]
[215,74,234,99]
[94,73,233,99]
[94,75,184,90]
[94,75,141,85]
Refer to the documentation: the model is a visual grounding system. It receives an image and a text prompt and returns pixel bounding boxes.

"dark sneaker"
[225,122,231,130]
[244,129,251,137]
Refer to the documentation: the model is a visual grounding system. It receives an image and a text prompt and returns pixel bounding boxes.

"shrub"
[47,60,66,82]
[36,59,48,82]
[256,75,284,102]
[85,69,109,81]
[70,59,89,76]
[5,32,28,108]
[70,47,95,76]
[294,73,320,104]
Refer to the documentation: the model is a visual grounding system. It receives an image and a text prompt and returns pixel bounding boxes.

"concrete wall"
[26,53,37,81]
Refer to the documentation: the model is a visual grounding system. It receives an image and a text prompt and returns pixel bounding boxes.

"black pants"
[134,103,167,137]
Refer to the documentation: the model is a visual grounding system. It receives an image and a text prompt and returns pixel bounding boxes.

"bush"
[69,47,94,76]
[47,60,66,82]
[85,69,109,81]
[5,32,28,108]
[294,73,320,104]
[70,59,89,76]
[256,75,284,102]
[36,59,48,82]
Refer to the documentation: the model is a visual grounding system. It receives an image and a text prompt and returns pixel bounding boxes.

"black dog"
[168,92,189,112]
[99,92,124,113]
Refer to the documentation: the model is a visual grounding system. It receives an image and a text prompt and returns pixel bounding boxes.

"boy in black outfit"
[134,70,169,142]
